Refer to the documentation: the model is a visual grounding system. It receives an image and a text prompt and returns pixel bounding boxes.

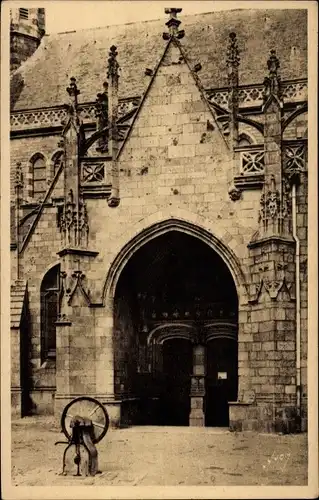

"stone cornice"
[248,235,295,249]
[10,79,307,136]
[57,247,99,258]
[11,97,140,135]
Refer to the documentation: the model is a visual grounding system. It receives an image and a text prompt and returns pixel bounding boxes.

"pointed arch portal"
[113,227,239,427]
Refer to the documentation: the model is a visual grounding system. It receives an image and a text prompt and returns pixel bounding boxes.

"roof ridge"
[48,9,222,36]
[47,7,301,37]
[47,7,286,36]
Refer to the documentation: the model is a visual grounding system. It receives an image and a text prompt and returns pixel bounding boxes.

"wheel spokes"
[61,397,109,443]
[89,405,101,418]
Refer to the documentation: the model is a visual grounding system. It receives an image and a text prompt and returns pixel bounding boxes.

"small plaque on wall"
[217,372,227,380]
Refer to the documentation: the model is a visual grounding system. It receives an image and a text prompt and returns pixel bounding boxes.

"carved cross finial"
[66,77,80,106]
[163,7,184,39]
[263,49,282,102]
[107,45,120,82]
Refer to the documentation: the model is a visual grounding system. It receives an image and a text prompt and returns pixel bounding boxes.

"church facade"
[10,7,308,432]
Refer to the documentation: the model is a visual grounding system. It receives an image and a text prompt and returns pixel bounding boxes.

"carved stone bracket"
[249,261,295,303]
[228,186,242,201]
[60,270,91,306]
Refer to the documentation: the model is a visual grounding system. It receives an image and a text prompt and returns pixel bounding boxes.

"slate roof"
[11,8,307,110]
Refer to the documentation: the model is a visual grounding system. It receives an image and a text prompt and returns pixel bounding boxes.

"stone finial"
[226,32,240,87]
[66,77,80,105]
[263,49,282,102]
[107,45,120,82]
[15,162,23,190]
[163,7,184,39]
[226,32,240,68]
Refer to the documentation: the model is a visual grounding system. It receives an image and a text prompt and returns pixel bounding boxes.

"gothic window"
[31,153,47,200]
[19,8,29,20]
[41,265,60,362]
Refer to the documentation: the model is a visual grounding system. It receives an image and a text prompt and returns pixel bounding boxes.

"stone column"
[189,344,206,426]
[240,50,298,432]
[94,295,122,427]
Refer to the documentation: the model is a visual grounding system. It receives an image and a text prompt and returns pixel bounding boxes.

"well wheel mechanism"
[61,396,109,444]
[56,396,109,476]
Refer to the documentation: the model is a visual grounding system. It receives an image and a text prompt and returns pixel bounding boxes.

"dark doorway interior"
[114,230,238,426]
[159,339,192,425]
[205,338,238,426]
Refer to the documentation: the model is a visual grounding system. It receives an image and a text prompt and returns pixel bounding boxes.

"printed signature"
[263,451,291,472]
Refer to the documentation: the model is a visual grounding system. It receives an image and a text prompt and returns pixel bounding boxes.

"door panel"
[205,338,238,426]
[159,339,192,425]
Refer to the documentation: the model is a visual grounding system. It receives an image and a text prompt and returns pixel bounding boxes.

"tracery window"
[40,265,60,362]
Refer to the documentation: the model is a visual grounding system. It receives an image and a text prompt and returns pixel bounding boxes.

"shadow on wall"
[10,72,25,110]
[20,294,36,416]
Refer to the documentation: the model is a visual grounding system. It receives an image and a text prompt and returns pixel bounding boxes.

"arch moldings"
[147,323,196,345]
[103,209,248,306]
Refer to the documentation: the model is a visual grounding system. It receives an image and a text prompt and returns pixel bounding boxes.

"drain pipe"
[291,182,301,422]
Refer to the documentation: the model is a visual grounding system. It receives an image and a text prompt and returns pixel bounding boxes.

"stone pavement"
[11,417,307,486]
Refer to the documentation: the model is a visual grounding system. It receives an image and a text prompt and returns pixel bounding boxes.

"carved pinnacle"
[226,32,240,68]
[107,45,120,81]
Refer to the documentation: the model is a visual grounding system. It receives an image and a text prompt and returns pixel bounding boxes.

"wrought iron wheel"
[61,396,109,444]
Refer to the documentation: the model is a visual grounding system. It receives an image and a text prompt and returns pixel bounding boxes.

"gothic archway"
[113,229,239,426]
[104,215,248,303]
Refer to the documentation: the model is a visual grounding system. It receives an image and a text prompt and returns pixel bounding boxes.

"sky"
[6,0,296,35]
[6,0,309,35]
[43,1,229,34]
